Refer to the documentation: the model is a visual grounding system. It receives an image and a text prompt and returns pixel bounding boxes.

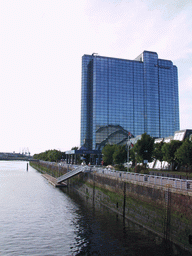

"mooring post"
[123,182,126,218]
[93,172,95,204]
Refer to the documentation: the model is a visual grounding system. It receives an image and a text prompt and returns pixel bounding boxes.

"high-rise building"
[81,51,180,150]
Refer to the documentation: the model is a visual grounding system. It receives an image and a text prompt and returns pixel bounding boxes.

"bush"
[135,165,143,173]
[115,164,127,172]
[134,165,149,174]
[140,169,149,174]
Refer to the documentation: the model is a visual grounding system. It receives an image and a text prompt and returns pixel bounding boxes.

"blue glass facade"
[81,51,180,150]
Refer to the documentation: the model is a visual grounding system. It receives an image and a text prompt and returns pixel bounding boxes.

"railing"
[93,167,192,192]
[38,161,192,192]
[57,166,89,183]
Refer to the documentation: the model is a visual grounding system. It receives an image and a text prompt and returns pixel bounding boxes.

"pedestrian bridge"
[57,166,90,183]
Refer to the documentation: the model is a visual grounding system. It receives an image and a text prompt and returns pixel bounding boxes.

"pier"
[42,173,67,187]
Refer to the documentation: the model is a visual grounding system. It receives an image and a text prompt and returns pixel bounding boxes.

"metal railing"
[39,161,192,192]
[93,167,192,192]
[57,165,90,183]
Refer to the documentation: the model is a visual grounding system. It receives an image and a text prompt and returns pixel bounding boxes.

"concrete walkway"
[42,173,67,187]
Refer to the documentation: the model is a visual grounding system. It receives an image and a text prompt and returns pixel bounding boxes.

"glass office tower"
[81,51,180,150]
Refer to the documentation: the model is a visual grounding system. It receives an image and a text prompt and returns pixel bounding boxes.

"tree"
[175,139,192,173]
[113,145,127,165]
[33,149,64,162]
[71,147,78,150]
[33,151,48,161]
[102,144,116,166]
[47,150,62,162]
[133,133,154,166]
[162,140,182,171]
[153,141,165,169]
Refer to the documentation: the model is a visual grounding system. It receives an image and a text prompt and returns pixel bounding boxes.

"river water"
[0,161,191,256]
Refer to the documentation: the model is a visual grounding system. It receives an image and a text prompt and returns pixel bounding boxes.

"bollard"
[26,163,28,171]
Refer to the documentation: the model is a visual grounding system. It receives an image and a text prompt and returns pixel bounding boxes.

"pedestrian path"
[42,174,67,187]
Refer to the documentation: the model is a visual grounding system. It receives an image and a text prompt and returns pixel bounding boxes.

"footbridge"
[57,166,90,183]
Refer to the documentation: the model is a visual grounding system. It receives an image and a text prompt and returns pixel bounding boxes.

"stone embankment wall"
[70,171,192,252]
[30,161,192,253]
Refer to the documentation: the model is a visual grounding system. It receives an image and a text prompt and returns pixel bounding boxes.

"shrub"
[115,164,127,172]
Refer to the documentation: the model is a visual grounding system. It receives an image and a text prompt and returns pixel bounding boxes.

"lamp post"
[127,138,129,172]
[144,150,148,169]
[127,133,131,172]
[135,152,137,172]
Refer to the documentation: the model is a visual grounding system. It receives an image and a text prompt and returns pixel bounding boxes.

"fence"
[94,167,192,192]
[38,161,192,192]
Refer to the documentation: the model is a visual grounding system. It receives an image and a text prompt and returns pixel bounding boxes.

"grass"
[149,169,192,178]
[29,161,67,178]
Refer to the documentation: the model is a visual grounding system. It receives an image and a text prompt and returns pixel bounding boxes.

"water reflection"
[65,188,192,256]
[0,161,191,256]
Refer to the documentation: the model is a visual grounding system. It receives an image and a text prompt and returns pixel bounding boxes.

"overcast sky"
[1,0,192,155]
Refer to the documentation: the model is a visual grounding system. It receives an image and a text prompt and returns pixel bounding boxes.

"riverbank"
[30,161,192,254]
[72,171,192,251]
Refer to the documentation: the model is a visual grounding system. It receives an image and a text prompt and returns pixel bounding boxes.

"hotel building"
[81,51,180,150]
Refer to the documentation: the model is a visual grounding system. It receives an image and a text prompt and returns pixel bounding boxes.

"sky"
[1,0,192,155]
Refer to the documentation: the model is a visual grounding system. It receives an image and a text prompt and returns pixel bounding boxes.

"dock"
[42,174,67,187]
[42,166,90,188]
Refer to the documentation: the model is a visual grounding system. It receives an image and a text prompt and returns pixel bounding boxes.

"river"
[0,161,191,256]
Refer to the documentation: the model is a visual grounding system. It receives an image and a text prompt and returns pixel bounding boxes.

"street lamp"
[135,152,137,172]
[127,132,132,172]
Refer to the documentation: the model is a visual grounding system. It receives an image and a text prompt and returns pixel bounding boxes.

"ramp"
[42,174,67,187]
[57,166,88,183]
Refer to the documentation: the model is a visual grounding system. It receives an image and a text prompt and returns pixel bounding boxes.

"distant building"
[150,129,192,169]
[81,51,180,150]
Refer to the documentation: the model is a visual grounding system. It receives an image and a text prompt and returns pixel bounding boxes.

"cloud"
[148,0,192,19]
[179,66,192,129]
[180,68,192,91]
[84,0,192,61]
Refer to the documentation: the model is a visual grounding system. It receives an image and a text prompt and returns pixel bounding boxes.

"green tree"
[153,141,164,169]
[113,145,127,165]
[133,133,154,166]
[33,149,64,162]
[175,139,192,172]
[33,151,48,161]
[71,147,78,150]
[47,149,62,162]
[102,144,116,166]
[162,140,182,171]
